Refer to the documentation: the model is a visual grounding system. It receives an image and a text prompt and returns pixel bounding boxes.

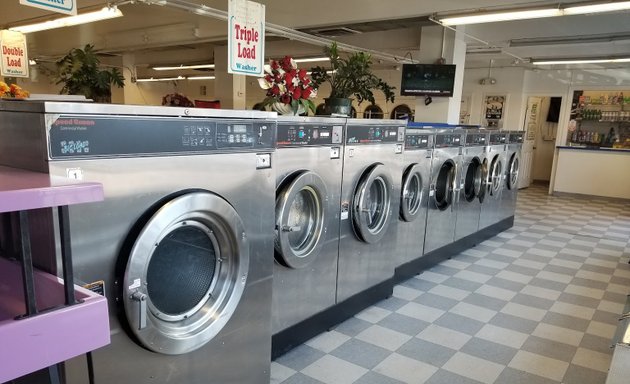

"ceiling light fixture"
[153,64,215,70]
[136,76,186,82]
[9,6,123,33]
[436,1,630,25]
[293,57,330,63]
[187,76,216,80]
[532,57,630,65]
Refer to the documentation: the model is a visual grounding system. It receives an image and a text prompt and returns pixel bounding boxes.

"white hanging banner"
[228,0,265,77]
[1,30,29,78]
[19,0,77,16]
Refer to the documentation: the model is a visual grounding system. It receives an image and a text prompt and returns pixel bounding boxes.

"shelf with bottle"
[580,92,629,107]
[568,125,630,149]
[578,109,630,122]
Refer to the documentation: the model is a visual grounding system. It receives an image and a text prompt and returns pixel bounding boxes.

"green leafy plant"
[54,44,124,102]
[310,42,395,105]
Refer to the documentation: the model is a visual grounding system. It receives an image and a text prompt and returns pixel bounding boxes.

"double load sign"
[228,0,265,76]
[0,30,29,78]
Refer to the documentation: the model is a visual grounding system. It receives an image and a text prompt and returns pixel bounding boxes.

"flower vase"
[272,102,305,116]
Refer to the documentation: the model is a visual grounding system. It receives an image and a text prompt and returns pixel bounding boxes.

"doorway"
[521,96,561,188]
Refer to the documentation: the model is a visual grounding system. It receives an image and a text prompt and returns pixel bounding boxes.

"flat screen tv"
[400,64,456,97]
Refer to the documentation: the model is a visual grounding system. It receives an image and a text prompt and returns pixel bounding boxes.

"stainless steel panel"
[478,145,506,229]
[396,150,432,266]
[0,106,275,383]
[64,277,273,384]
[454,146,485,240]
[0,111,49,172]
[499,143,521,221]
[424,147,460,254]
[337,143,403,302]
[272,145,342,334]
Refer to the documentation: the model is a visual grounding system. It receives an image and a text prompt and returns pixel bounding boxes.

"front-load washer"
[0,101,276,384]
[396,129,433,268]
[424,130,464,255]
[499,131,523,221]
[454,130,488,241]
[272,116,344,355]
[337,119,405,303]
[478,130,508,230]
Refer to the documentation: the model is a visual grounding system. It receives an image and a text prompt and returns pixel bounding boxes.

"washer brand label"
[83,280,106,296]
[128,278,141,290]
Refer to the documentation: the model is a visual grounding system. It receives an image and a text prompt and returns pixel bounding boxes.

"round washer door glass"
[463,157,482,203]
[275,171,327,269]
[507,152,519,190]
[434,160,455,211]
[489,155,503,197]
[123,192,249,355]
[400,163,424,222]
[352,163,392,244]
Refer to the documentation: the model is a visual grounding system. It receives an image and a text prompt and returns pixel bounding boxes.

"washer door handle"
[131,291,147,330]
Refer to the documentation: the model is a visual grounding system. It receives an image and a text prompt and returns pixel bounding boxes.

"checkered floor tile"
[272,185,630,384]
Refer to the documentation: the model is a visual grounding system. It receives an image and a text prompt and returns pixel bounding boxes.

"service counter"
[554,146,630,199]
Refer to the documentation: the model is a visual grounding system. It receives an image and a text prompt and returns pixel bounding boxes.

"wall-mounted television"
[400,64,456,97]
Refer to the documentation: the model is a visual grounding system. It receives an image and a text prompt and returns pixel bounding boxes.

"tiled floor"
[272,185,630,384]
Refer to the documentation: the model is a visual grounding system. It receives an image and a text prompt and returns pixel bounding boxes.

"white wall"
[462,67,526,130]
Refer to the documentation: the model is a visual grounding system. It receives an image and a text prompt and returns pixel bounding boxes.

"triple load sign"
[228,0,265,77]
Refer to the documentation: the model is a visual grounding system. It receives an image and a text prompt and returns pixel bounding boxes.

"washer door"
[123,192,249,355]
[488,155,503,197]
[463,157,482,203]
[507,152,520,190]
[400,163,424,222]
[478,158,488,203]
[434,160,456,211]
[275,170,327,269]
[352,163,392,244]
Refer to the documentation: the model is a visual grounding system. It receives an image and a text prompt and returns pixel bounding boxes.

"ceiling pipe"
[131,0,418,64]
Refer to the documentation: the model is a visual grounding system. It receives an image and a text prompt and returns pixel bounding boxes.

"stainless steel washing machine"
[272,117,344,342]
[499,131,523,221]
[424,130,464,255]
[337,119,405,303]
[396,129,433,268]
[478,130,508,230]
[0,101,276,384]
[454,130,488,241]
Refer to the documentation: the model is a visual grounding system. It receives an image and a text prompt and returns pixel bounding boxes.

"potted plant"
[258,56,317,115]
[310,42,396,116]
[53,44,125,103]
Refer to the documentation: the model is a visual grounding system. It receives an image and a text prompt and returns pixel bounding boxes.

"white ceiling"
[1,0,629,72]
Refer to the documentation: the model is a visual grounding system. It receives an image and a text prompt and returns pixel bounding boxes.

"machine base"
[394,216,514,285]
[271,278,393,360]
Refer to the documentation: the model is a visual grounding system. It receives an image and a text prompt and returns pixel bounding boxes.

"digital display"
[400,64,456,97]
[320,131,330,137]
[232,124,248,133]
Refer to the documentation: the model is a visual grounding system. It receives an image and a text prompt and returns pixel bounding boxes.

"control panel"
[276,123,343,147]
[48,115,276,158]
[489,132,508,145]
[346,125,405,144]
[405,133,432,150]
[509,132,524,143]
[465,133,488,146]
[434,133,463,148]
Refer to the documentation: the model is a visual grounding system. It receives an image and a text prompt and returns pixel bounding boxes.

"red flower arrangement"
[0,81,29,99]
[258,56,317,114]
[162,92,194,107]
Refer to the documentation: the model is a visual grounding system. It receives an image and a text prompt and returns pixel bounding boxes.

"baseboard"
[271,278,393,360]
[393,216,514,285]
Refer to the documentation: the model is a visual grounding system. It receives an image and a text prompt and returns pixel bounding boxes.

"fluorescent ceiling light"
[532,57,630,65]
[153,64,215,71]
[438,1,630,25]
[136,76,186,82]
[9,6,123,33]
[293,57,330,63]
[188,76,216,80]
[564,1,630,15]
[439,8,561,25]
